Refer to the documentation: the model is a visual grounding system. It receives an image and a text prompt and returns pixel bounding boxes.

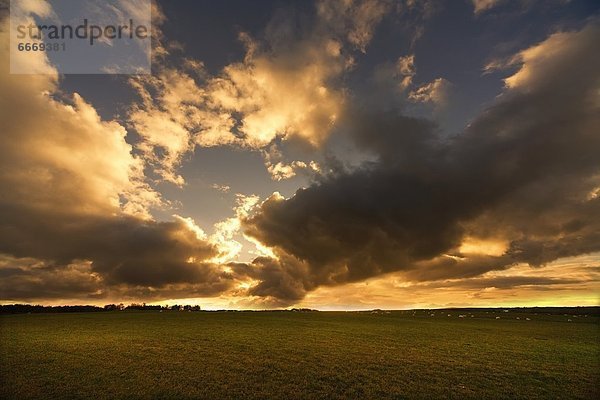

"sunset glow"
[1,0,599,310]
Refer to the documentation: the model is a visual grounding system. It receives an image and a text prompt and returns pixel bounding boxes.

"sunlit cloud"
[297,253,600,310]
[1,2,598,309]
[408,77,452,105]
[126,0,393,184]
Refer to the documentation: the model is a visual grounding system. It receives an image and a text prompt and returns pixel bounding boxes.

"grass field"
[1,309,599,399]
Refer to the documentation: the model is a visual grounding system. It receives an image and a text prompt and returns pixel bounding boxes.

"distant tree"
[0,304,104,314]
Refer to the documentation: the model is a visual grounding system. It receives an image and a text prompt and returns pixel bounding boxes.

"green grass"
[1,310,598,399]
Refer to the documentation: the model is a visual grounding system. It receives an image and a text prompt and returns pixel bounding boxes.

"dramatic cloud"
[129,67,236,184]
[129,0,392,183]
[1,3,598,308]
[241,22,600,304]
[204,32,346,149]
[0,14,235,301]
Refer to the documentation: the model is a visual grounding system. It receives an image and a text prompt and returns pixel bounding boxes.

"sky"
[0,0,599,309]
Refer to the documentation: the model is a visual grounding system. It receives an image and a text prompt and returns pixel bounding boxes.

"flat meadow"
[1,309,598,399]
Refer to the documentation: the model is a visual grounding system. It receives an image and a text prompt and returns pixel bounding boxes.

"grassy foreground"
[1,310,598,399]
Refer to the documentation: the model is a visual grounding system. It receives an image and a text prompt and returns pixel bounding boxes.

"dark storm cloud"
[0,257,235,302]
[0,207,215,286]
[241,22,600,303]
[0,206,238,300]
[231,254,313,302]
[0,256,103,300]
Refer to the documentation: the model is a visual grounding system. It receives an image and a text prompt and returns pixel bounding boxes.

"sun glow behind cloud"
[1,1,599,309]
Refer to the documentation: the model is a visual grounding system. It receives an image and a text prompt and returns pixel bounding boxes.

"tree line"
[0,303,201,314]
